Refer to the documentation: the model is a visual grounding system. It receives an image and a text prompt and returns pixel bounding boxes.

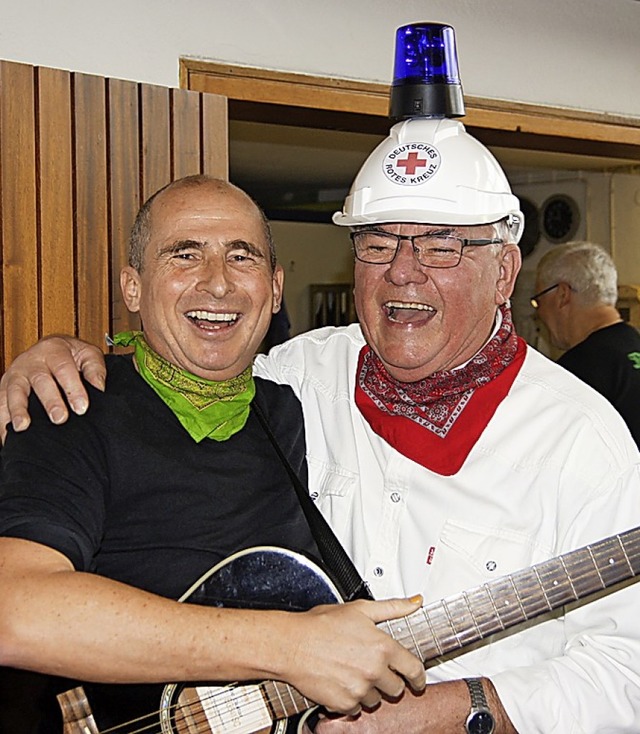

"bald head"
[128,175,275,272]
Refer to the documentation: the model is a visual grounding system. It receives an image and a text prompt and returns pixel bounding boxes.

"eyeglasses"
[530,283,560,309]
[350,230,504,269]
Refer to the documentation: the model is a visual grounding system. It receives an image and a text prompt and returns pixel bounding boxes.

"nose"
[384,239,429,286]
[195,255,235,298]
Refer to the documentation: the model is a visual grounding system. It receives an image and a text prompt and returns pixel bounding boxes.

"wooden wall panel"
[38,67,76,337]
[172,88,202,180]
[0,60,228,374]
[202,92,228,178]
[140,85,172,200]
[0,62,39,366]
[74,73,110,350]
[109,78,141,337]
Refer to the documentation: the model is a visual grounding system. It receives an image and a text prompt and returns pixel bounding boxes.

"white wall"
[271,220,353,335]
[1,0,639,117]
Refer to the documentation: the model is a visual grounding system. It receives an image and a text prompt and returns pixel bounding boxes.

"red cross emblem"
[395,152,428,175]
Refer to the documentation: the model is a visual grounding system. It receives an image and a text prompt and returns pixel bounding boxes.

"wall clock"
[541,194,580,243]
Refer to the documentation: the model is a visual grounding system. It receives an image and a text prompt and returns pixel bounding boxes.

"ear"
[271,263,285,314]
[556,281,573,308]
[495,243,522,305]
[120,267,142,313]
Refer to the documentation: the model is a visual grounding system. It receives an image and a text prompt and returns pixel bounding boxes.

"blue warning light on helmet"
[390,22,465,121]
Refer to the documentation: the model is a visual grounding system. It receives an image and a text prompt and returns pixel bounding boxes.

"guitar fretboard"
[383,527,640,663]
[258,527,640,720]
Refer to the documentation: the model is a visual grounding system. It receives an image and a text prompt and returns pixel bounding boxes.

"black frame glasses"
[530,283,560,309]
[350,230,504,269]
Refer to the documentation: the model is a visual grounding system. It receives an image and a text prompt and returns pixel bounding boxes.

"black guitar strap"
[252,400,372,602]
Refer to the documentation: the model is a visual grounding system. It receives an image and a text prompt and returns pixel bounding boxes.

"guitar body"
[59,547,343,734]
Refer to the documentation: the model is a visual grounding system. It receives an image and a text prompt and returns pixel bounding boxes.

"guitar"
[59,527,640,734]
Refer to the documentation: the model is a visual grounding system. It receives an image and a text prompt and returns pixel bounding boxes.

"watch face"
[468,710,495,734]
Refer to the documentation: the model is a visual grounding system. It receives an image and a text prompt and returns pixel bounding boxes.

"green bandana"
[112,331,255,443]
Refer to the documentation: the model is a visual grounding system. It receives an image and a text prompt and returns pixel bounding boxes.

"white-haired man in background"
[532,240,640,447]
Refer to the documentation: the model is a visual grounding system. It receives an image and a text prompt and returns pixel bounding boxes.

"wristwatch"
[464,678,495,734]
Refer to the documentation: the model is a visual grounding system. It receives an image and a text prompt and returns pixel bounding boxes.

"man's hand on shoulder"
[0,335,106,442]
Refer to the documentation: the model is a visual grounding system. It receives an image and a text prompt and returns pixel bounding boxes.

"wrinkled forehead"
[155,183,257,219]
[152,185,267,242]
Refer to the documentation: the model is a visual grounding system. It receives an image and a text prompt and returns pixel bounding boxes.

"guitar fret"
[407,619,425,663]
[619,531,640,574]
[559,555,579,599]
[441,599,463,648]
[590,536,635,587]
[485,584,506,631]
[464,586,503,637]
[532,566,553,611]
[263,680,311,722]
[587,546,606,588]
[285,683,297,713]
[485,577,525,628]
[508,575,527,618]
[442,596,483,648]
[618,535,635,575]
[264,680,286,721]
[421,606,445,657]
[462,591,483,640]
[430,600,463,653]
[534,557,575,607]
[389,616,426,664]
[509,568,551,618]
[561,547,606,598]
[287,682,308,714]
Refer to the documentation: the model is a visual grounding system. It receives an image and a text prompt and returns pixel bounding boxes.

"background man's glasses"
[350,230,503,269]
[530,283,560,309]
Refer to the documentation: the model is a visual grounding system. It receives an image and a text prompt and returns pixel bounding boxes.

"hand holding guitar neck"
[281,596,426,715]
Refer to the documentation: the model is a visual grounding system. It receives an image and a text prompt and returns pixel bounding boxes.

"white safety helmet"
[333,117,524,243]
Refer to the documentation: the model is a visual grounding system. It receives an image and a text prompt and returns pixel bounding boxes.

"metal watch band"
[464,677,489,710]
[464,677,495,734]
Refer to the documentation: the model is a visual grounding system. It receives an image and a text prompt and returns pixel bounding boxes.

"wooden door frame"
[180,59,640,162]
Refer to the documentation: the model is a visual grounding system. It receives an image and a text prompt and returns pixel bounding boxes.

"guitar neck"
[383,526,640,663]
[258,527,640,721]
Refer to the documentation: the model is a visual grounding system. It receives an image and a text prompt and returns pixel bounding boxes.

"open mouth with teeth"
[186,310,240,330]
[384,300,436,324]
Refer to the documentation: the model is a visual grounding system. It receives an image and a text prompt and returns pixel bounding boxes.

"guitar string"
[93,681,301,734]
[80,534,640,733]
[410,535,640,653]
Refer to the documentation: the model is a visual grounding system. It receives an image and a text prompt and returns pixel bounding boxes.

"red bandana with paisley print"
[355,305,526,476]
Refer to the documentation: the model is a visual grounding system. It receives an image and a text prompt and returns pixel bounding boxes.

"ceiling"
[229,120,640,220]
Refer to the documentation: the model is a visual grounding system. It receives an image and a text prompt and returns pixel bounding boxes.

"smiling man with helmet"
[3,23,640,734]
